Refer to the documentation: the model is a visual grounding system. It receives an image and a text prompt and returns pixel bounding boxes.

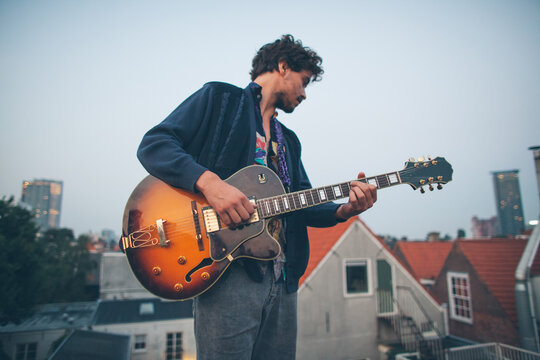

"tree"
[37,229,96,303]
[0,198,97,325]
[0,197,42,324]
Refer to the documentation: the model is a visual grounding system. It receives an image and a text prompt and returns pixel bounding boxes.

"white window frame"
[133,334,147,352]
[447,271,473,324]
[343,258,372,297]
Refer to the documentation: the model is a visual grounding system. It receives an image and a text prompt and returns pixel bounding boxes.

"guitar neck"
[256,170,403,219]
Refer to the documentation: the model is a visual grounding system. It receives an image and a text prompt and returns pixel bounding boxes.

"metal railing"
[396,343,540,360]
[446,342,540,360]
[378,286,444,359]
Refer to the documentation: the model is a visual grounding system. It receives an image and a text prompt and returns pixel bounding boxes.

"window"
[15,343,37,360]
[133,334,147,352]
[139,302,154,315]
[447,272,473,324]
[166,332,183,360]
[344,259,370,296]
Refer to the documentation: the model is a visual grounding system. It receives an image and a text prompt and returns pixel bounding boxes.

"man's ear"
[278,61,288,74]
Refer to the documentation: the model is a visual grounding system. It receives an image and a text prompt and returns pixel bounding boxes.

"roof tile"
[393,241,453,281]
[456,238,530,327]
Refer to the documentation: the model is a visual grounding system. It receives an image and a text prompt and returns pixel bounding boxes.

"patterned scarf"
[273,118,291,188]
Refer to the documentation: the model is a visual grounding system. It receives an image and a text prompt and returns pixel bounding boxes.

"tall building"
[530,145,540,219]
[471,215,500,237]
[21,179,63,231]
[492,170,524,236]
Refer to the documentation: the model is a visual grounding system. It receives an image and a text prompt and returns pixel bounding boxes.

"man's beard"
[275,92,295,114]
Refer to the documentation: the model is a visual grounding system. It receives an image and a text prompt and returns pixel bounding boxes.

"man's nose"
[299,89,306,101]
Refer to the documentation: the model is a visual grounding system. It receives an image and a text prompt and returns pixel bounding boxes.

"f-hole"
[185,258,213,282]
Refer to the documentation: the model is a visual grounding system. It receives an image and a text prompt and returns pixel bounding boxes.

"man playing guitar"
[136,34,377,360]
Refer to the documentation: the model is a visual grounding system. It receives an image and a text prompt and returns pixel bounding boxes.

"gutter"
[515,222,540,352]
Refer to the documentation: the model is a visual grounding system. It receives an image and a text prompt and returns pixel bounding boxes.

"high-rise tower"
[529,146,540,220]
[492,170,525,236]
[21,179,63,231]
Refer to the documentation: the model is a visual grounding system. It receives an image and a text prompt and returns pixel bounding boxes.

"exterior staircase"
[378,286,444,359]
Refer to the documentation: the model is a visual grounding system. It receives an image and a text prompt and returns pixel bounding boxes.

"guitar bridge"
[156,219,170,247]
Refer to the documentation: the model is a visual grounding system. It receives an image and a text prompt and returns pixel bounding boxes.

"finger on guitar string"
[195,170,255,227]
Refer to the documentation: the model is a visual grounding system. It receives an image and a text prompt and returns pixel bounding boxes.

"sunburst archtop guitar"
[121,157,453,300]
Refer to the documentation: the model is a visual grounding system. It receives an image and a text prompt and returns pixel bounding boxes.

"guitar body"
[122,166,284,300]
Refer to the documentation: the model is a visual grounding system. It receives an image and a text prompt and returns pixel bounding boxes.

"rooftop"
[454,238,540,326]
[394,241,453,281]
[50,329,130,360]
[93,297,193,325]
[0,302,97,333]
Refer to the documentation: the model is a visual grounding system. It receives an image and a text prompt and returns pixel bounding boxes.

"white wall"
[93,318,196,360]
[100,252,154,300]
[297,223,380,360]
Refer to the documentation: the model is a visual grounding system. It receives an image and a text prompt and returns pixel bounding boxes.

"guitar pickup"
[203,198,260,234]
[203,208,220,233]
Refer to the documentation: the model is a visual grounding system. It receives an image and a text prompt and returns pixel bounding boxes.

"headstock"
[399,156,453,193]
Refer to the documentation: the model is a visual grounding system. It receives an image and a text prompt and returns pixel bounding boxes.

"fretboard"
[256,170,403,219]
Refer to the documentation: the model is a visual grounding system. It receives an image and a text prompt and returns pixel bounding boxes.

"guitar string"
[128,165,448,237]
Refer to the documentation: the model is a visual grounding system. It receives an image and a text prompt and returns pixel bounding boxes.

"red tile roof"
[455,238,529,326]
[394,241,453,281]
[300,217,358,286]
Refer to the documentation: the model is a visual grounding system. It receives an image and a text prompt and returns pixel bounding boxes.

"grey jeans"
[193,262,298,360]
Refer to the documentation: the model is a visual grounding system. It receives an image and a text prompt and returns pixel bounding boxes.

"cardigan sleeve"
[137,85,213,192]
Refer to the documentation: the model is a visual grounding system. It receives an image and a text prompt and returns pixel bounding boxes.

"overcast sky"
[1,0,539,240]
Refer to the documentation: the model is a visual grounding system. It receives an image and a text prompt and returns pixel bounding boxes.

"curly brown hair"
[250,34,323,82]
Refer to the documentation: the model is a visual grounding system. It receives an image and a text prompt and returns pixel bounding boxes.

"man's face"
[275,69,312,113]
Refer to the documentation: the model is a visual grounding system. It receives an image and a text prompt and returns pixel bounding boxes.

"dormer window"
[139,302,154,315]
[447,271,473,324]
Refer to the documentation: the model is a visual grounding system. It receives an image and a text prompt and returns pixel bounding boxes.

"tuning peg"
[420,187,425,194]
[409,157,415,162]
[437,183,443,190]
[418,156,425,162]
[429,184,434,191]
[427,155,432,161]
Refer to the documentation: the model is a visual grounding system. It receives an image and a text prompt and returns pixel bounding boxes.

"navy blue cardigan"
[137,82,341,293]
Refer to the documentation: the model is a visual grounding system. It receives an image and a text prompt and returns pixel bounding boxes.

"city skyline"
[1,1,540,239]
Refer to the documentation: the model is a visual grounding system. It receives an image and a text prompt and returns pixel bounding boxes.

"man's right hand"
[195,171,255,227]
